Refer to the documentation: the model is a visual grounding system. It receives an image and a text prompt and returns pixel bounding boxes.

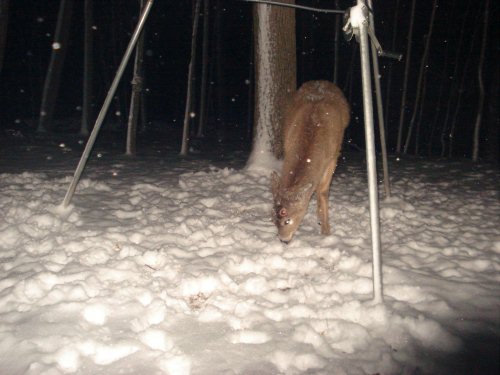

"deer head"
[271,171,314,243]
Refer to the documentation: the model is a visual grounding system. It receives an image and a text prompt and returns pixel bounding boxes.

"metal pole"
[366,0,391,198]
[62,0,154,208]
[354,1,383,303]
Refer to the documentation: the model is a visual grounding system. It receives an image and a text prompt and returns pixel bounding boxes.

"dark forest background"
[0,0,498,161]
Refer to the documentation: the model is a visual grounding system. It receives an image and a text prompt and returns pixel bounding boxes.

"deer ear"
[271,171,281,195]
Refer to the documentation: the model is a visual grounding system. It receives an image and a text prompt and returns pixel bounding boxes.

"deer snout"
[278,230,295,244]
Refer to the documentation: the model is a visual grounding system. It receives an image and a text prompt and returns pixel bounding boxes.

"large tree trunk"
[0,0,8,75]
[247,1,296,166]
[472,0,489,161]
[37,0,74,132]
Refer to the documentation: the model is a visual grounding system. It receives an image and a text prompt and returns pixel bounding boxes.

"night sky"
[0,0,497,158]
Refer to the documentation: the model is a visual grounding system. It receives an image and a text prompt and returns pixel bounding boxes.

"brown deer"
[271,80,350,243]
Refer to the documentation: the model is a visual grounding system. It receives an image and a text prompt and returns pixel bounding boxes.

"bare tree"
[396,0,416,153]
[414,70,427,155]
[403,0,437,155]
[247,1,296,166]
[447,6,481,157]
[427,39,449,156]
[212,0,226,141]
[126,0,146,156]
[472,0,489,161]
[333,0,340,84]
[196,0,210,138]
[38,0,74,132]
[440,0,472,157]
[180,0,202,156]
[384,0,399,138]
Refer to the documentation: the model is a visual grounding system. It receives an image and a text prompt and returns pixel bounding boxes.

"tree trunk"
[213,0,226,142]
[38,0,74,132]
[403,0,437,155]
[384,0,399,142]
[472,0,489,161]
[247,1,296,166]
[415,71,427,155]
[333,0,340,84]
[427,39,449,156]
[0,0,9,75]
[126,0,146,156]
[180,0,202,156]
[247,26,255,140]
[485,41,498,164]
[110,1,128,128]
[440,0,472,157]
[196,0,210,138]
[81,0,93,136]
[396,0,416,153]
[448,5,481,157]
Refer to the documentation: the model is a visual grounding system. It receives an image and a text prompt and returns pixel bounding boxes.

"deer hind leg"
[316,160,337,235]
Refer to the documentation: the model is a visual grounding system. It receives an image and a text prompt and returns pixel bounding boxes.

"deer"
[271,80,350,243]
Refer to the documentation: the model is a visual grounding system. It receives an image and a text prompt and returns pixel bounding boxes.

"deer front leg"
[316,161,336,235]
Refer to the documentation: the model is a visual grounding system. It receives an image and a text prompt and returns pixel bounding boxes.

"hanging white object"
[345,0,383,303]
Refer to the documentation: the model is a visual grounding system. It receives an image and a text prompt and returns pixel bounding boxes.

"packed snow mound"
[0,138,499,375]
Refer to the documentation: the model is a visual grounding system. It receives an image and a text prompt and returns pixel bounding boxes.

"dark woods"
[0,0,497,162]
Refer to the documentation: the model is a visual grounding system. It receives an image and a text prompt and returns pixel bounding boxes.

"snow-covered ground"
[0,133,498,375]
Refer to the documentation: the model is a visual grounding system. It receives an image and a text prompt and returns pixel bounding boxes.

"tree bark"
[38,0,74,132]
[248,1,296,165]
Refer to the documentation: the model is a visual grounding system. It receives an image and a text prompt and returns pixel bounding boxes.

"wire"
[239,0,345,14]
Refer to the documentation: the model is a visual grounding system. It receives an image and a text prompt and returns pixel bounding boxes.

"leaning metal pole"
[351,1,383,303]
[62,0,154,208]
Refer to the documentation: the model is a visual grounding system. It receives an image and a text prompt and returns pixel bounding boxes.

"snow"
[0,135,499,375]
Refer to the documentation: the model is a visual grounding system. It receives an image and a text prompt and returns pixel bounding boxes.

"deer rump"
[271,80,350,243]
